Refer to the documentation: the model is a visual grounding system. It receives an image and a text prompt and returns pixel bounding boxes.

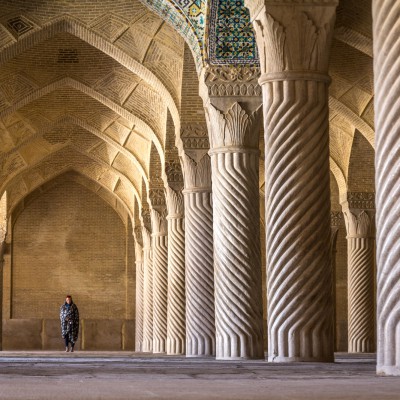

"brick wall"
[12,178,132,320]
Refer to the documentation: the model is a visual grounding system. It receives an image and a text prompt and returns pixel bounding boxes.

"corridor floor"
[0,352,399,399]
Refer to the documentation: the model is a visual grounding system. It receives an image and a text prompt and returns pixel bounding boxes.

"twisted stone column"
[205,102,264,360]
[331,211,342,351]
[342,198,375,353]
[249,1,338,361]
[373,0,400,376]
[166,186,186,355]
[142,227,153,352]
[182,153,215,357]
[151,209,168,353]
[134,242,144,352]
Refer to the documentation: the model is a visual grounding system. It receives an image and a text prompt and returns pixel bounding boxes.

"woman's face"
[66,297,71,304]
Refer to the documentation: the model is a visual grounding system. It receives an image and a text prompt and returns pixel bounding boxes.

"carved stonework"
[165,186,184,218]
[181,153,212,190]
[346,192,375,210]
[204,66,262,97]
[151,209,168,236]
[141,209,152,231]
[206,102,262,149]
[330,211,343,227]
[165,160,184,184]
[252,3,338,77]
[134,226,143,246]
[342,209,375,238]
[181,123,210,163]
[149,188,166,209]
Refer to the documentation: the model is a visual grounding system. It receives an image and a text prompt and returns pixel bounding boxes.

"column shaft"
[184,189,215,356]
[142,228,153,352]
[166,188,186,355]
[151,210,168,353]
[264,79,333,361]
[347,236,375,352]
[134,243,144,352]
[211,149,264,359]
[373,0,400,376]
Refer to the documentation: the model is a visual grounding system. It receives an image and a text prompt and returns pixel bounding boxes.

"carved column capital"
[134,242,143,263]
[249,1,338,79]
[205,102,263,151]
[151,209,168,237]
[181,153,212,192]
[165,186,184,219]
[142,227,152,250]
[341,192,376,238]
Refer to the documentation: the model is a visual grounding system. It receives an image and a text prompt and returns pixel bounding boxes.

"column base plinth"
[268,355,334,363]
[377,366,400,376]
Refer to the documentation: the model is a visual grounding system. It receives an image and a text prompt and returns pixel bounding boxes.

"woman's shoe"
[65,347,69,352]
[70,347,74,353]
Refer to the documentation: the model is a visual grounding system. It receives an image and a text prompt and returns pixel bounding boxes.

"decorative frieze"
[345,192,375,210]
[149,188,166,209]
[203,66,262,98]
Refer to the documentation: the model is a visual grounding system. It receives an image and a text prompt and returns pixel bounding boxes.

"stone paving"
[0,352,399,399]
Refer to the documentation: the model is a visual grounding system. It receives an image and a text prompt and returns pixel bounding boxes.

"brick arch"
[10,169,133,225]
[2,114,150,189]
[1,146,141,215]
[139,0,203,71]
[0,76,164,179]
[0,16,181,142]
[330,156,347,199]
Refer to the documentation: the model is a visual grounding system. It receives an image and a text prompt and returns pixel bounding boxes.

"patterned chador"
[60,295,79,352]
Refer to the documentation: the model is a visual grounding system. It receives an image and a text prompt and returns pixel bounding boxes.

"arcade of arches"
[0,0,399,379]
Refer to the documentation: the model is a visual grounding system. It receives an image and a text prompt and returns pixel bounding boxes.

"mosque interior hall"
[0,0,400,399]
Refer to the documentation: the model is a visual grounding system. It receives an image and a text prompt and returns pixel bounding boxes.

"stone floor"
[0,352,399,399]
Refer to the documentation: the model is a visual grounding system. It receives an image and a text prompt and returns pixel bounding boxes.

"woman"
[60,295,79,352]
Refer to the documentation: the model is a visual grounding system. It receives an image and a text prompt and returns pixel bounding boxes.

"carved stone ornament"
[165,186,184,218]
[165,160,184,184]
[151,209,168,236]
[204,65,262,97]
[252,4,338,77]
[181,123,209,151]
[346,192,375,210]
[149,188,166,208]
[343,209,375,238]
[181,153,212,190]
[206,102,262,149]
[141,209,152,230]
[330,211,343,227]
[134,226,143,246]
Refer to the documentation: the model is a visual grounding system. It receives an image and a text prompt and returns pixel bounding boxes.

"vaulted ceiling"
[0,0,375,225]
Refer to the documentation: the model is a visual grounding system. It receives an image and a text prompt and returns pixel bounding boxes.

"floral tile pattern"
[208,0,258,65]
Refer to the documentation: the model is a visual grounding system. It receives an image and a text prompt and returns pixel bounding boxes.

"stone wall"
[2,179,135,350]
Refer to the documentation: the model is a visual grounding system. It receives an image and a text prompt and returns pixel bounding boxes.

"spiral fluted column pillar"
[165,186,186,355]
[142,227,153,353]
[182,151,215,357]
[247,0,338,362]
[134,242,144,352]
[373,0,400,376]
[331,211,342,351]
[151,209,168,353]
[342,194,375,353]
[204,101,264,360]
